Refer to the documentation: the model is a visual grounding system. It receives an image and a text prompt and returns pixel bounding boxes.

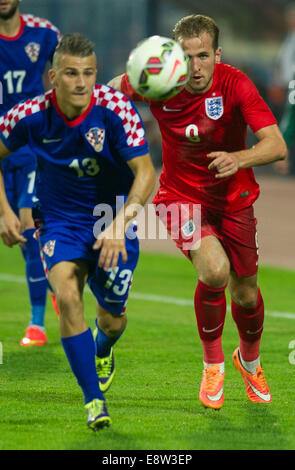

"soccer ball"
[126,35,190,101]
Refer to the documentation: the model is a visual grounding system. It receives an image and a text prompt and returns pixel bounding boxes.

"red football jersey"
[121,63,277,212]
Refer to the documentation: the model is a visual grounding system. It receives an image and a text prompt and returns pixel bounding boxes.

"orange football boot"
[20,325,48,347]
[232,348,272,403]
[199,365,224,409]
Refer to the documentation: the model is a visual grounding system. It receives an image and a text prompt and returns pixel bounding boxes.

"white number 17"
[4,70,26,94]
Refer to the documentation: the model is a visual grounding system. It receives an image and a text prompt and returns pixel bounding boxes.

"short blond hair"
[52,33,96,69]
[173,14,219,50]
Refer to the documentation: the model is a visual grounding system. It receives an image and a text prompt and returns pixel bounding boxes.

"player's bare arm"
[0,140,27,246]
[94,152,156,270]
[207,124,287,179]
[107,74,124,91]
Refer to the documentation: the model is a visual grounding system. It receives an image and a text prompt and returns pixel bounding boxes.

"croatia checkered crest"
[126,35,189,100]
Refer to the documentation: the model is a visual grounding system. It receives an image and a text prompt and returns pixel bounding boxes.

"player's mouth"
[0,2,10,9]
[192,75,203,82]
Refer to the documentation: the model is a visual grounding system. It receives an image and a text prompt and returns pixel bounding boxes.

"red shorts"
[154,200,259,278]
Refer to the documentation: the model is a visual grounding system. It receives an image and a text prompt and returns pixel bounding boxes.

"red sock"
[231,289,264,361]
[194,280,226,364]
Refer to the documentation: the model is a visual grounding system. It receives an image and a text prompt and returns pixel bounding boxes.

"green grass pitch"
[0,241,295,450]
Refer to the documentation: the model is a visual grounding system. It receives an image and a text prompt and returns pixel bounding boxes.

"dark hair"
[52,33,95,68]
[173,14,219,50]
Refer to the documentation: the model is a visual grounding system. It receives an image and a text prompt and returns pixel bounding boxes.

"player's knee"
[232,286,258,309]
[56,286,83,315]
[201,260,230,288]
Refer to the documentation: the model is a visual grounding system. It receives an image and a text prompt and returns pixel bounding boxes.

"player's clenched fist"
[207,151,240,179]
[0,207,27,247]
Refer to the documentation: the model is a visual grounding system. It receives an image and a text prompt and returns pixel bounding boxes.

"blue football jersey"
[0,14,61,115]
[0,14,61,172]
[0,85,149,225]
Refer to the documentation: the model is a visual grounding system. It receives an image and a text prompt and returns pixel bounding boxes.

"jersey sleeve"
[0,103,29,152]
[233,72,277,133]
[121,74,149,103]
[106,90,149,161]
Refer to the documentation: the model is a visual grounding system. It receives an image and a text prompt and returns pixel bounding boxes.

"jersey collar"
[52,88,96,127]
[0,15,24,40]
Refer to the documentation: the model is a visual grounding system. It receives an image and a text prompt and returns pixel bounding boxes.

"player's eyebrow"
[63,66,96,72]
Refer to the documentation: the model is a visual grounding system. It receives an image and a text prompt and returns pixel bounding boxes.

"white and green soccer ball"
[126,35,190,100]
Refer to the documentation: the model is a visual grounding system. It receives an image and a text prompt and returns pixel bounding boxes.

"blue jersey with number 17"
[0,13,61,173]
[0,14,61,115]
[0,85,149,225]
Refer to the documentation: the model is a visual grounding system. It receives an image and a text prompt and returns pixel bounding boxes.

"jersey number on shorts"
[69,158,100,177]
[105,267,132,296]
[4,70,26,94]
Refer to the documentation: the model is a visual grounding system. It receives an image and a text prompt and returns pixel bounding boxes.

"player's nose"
[190,57,201,71]
[75,74,86,88]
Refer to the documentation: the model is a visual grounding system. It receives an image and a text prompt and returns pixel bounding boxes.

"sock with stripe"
[21,228,48,328]
[194,280,227,364]
[231,288,264,363]
[94,318,123,358]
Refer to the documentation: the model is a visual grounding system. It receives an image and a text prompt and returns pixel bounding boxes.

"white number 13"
[69,158,100,177]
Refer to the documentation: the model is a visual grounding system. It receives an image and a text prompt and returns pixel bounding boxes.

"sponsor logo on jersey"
[205,96,224,120]
[25,42,40,63]
[43,240,56,257]
[86,127,105,152]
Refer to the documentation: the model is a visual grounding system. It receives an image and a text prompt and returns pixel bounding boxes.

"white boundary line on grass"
[0,272,295,320]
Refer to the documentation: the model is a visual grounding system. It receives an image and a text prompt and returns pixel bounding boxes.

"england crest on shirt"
[25,42,40,63]
[205,96,224,120]
[86,127,105,152]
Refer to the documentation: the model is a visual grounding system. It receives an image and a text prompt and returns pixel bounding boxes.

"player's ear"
[48,68,57,86]
[215,47,222,63]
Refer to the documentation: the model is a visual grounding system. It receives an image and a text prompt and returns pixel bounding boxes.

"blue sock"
[21,228,48,327]
[61,328,104,404]
[30,306,46,329]
[95,318,123,358]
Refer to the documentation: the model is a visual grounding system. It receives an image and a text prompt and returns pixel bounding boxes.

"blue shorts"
[37,221,140,315]
[2,146,37,215]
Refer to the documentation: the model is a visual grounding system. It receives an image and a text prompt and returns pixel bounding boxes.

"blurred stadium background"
[20,0,295,269]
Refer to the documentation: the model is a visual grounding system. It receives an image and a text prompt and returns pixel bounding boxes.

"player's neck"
[0,11,21,37]
[56,97,91,121]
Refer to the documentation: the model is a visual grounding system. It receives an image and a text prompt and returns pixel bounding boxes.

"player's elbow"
[276,138,288,161]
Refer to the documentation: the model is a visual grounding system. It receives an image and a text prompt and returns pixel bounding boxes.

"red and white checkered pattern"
[0,91,52,138]
[22,14,62,40]
[93,85,146,148]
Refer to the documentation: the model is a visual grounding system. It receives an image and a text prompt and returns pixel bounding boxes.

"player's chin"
[71,93,91,107]
[191,80,208,92]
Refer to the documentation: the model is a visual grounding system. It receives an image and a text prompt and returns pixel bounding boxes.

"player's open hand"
[207,151,240,178]
[93,222,127,270]
[0,207,27,247]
